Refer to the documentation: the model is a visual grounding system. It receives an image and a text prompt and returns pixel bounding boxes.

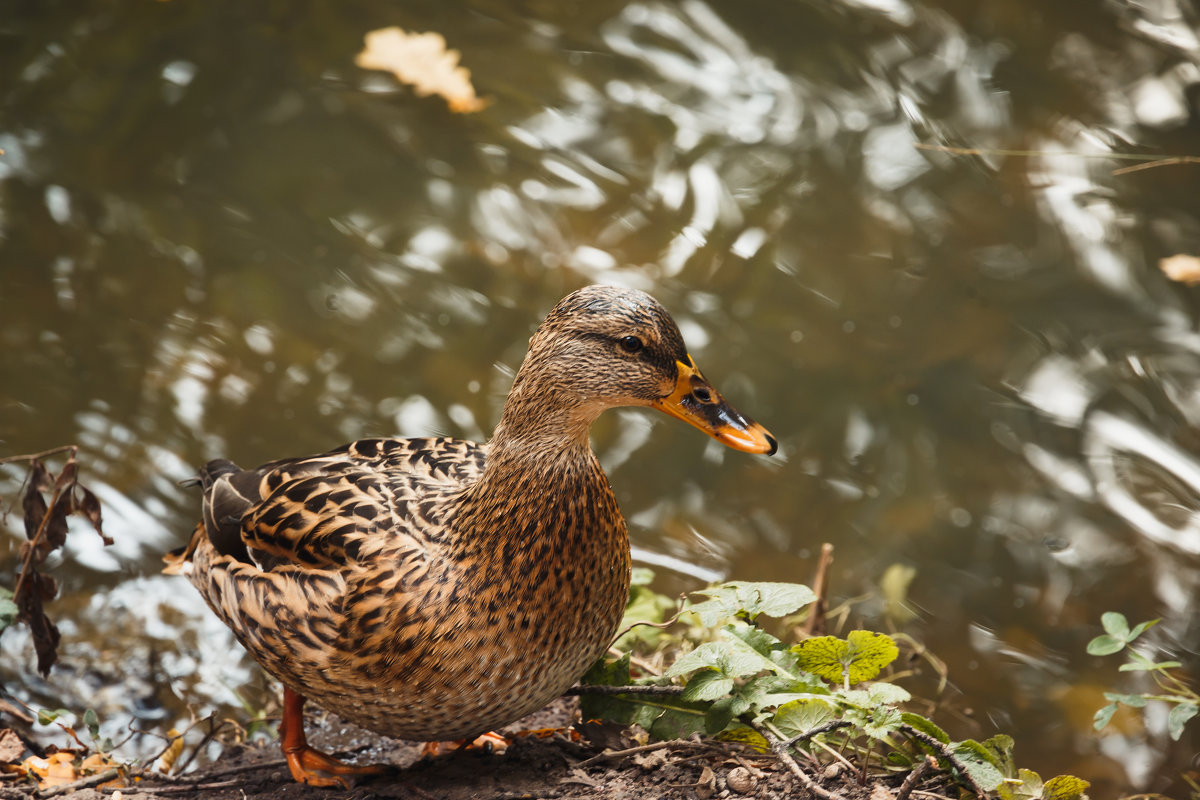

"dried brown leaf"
[18,572,61,676]
[1161,254,1200,285]
[77,485,111,544]
[22,462,49,540]
[0,728,24,764]
[53,458,77,493]
[355,26,487,113]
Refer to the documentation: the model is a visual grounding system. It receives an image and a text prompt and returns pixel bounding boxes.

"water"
[3,0,1200,793]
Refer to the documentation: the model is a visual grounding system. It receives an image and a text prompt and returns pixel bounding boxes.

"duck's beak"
[652,357,777,456]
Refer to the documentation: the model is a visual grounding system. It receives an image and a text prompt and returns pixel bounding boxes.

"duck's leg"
[279,687,388,787]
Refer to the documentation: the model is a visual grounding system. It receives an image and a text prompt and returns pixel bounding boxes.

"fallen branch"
[566,685,685,697]
[36,768,120,798]
[748,720,846,800]
[896,754,937,800]
[899,725,986,798]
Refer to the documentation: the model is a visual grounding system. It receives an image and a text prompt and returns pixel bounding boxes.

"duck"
[165,285,776,786]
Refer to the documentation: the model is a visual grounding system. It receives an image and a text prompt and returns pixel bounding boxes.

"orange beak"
[652,357,777,455]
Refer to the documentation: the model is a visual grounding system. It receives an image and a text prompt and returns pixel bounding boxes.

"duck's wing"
[169,437,486,574]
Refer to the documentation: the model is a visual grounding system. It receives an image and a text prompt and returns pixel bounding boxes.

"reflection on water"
[3,0,1200,793]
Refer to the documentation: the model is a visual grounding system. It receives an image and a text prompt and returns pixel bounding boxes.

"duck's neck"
[450,369,620,555]
[488,369,599,463]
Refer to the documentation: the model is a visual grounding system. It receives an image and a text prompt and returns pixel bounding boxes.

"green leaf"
[1167,703,1198,741]
[665,641,731,678]
[705,696,736,734]
[681,670,734,702]
[0,585,17,633]
[955,738,1004,770]
[688,582,817,626]
[997,768,1044,800]
[582,653,629,686]
[1092,703,1117,731]
[1126,618,1158,641]
[1100,611,1129,639]
[953,740,1006,790]
[792,631,898,685]
[860,705,904,740]
[579,654,632,724]
[630,567,656,587]
[867,682,911,705]
[983,734,1016,776]
[1102,692,1147,708]
[900,711,950,744]
[36,708,71,726]
[649,706,708,741]
[1085,634,1125,656]
[1118,650,1181,672]
[771,698,837,739]
[83,708,100,739]
[615,584,677,649]
[1042,774,1091,800]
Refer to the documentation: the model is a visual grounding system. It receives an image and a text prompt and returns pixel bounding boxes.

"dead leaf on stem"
[2,448,110,675]
[355,26,487,113]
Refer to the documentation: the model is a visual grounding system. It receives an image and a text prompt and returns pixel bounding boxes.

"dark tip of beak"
[765,433,778,457]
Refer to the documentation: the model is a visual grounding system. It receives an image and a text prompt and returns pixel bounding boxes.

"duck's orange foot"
[284,744,390,788]
[278,687,389,788]
[419,731,510,759]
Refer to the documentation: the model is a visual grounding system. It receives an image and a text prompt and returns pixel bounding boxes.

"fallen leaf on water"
[355,26,487,113]
[1160,254,1200,285]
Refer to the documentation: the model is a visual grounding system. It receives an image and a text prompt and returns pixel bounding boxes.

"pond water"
[3,0,1200,794]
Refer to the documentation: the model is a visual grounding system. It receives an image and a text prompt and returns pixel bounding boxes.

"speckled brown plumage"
[166,285,775,773]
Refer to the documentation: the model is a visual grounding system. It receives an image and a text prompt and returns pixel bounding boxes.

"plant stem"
[0,445,77,466]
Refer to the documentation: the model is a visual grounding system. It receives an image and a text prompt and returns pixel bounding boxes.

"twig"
[748,720,845,800]
[141,757,289,785]
[610,596,687,644]
[103,777,250,794]
[12,473,69,605]
[782,719,851,748]
[1113,156,1200,175]
[899,725,985,798]
[566,685,685,697]
[803,543,835,636]
[896,755,936,800]
[37,768,120,797]
[0,446,78,466]
[576,740,681,767]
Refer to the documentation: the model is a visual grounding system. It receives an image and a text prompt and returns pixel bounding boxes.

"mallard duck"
[165,285,775,786]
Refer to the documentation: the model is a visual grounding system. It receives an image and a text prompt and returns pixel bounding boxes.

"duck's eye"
[617,335,644,354]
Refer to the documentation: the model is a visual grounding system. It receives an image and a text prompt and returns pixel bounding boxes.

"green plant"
[582,577,1088,799]
[1088,612,1199,741]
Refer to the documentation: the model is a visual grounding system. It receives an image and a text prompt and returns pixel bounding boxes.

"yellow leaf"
[355,26,487,113]
[23,752,76,789]
[158,728,184,774]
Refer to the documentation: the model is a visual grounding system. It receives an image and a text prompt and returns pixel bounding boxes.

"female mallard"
[166,285,775,786]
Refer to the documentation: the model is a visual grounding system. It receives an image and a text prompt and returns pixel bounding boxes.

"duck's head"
[511,285,776,456]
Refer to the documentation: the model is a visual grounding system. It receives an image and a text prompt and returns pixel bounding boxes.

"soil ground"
[0,697,893,800]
